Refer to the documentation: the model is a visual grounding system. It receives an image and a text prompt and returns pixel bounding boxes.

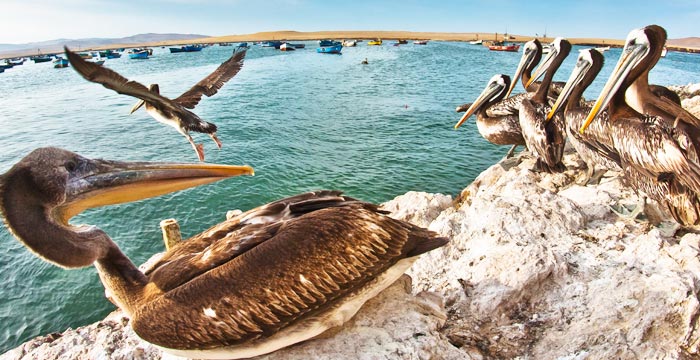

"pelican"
[454,74,526,158]
[505,38,564,101]
[546,49,622,183]
[581,28,700,225]
[65,46,247,162]
[0,147,448,359]
[517,37,571,173]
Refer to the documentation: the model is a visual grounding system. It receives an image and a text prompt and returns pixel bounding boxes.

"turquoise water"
[0,41,699,353]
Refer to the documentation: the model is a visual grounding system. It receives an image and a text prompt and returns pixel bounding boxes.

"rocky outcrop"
[4,84,700,359]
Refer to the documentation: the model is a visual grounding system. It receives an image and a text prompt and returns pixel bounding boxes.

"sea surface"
[1,41,699,353]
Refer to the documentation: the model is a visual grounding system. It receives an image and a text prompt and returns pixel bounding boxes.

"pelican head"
[129,84,160,114]
[546,49,604,121]
[505,38,542,98]
[0,147,253,268]
[526,37,570,89]
[581,25,666,133]
[454,74,510,129]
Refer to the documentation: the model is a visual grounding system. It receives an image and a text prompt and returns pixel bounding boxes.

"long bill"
[57,160,254,223]
[579,42,649,133]
[525,44,557,89]
[130,99,146,114]
[505,43,537,98]
[454,78,504,129]
[546,52,593,122]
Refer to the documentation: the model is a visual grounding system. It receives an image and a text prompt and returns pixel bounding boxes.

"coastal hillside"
[2,85,700,359]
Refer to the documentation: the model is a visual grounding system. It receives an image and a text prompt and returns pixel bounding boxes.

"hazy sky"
[1,0,698,44]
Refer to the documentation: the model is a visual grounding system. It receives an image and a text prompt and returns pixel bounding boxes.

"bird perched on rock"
[65,46,247,161]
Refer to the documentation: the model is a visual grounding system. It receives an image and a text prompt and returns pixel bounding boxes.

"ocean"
[0,41,699,353]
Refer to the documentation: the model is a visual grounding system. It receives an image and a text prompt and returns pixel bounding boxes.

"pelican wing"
[134,190,447,349]
[64,47,173,106]
[174,48,247,109]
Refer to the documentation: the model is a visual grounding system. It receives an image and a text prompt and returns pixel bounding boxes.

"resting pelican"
[505,38,564,101]
[517,37,571,173]
[581,29,700,225]
[0,147,448,359]
[65,47,247,162]
[454,74,526,158]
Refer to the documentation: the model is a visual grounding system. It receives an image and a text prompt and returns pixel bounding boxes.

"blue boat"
[318,39,341,47]
[169,45,203,53]
[99,50,121,59]
[261,41,283,49]
[53,57,69,68]
[128,49,149,59]
[316,44,343,54]
[237,42,249,48]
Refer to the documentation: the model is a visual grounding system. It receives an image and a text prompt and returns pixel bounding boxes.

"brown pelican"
[65,46,247,162]
[505,38,564,101]
[0,147,447,359]
[581,30,700,225]
[546,49,622,183]
[517,37,571,172]
[454,74,526,157]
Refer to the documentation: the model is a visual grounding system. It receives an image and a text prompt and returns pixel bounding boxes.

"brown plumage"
[65,46,246,162]
[0,148,447,358]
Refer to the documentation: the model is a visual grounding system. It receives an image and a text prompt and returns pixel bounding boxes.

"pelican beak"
[454,80,503,129]
[526,47,556,89]
[58,159,254,223]
[506,45,537,98]
[580,42,649,133]
[546,55,592,122]
[129,99,145,114]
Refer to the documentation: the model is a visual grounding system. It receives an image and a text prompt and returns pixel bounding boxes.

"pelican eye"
[64,161,77,172]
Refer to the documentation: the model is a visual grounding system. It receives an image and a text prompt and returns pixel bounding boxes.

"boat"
[279,43,296,51]
[9,58,25,66]
[413,40,428,45]
[542,43,553,54]
[218,42,232,46]
[169,45,203,53]
[367,39,383,46]
[292,43,305,49]
[237,42,249,48]
[397,39,408,44]
[0,63,11,71]
[32,55,53,63]
[488,42,520,52]
[128,49,149,59]
[342,40,357,47]
[261,41,283,48]
[594,46,610,53]
[99,50,121,59]
[319,39,340,47]
[53,57,69,68]
[469,39,483,45]
[661,46,668,57]
[316,44,342,54]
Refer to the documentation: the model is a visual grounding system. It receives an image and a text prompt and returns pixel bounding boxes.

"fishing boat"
[316,44,342,54]
[469,39,483,45]
[397,39,408,44]
[280,43,296,51]
[9,58,25,66]
[367,39,383,46]
[319,39,340,47]
[99,50,121,59]
[169,45,203,53]
[413,40,428,45]
[128,49,149,59]
[594,45,610,53]
[0,63,11,71]
[32,55,53,63]
[53,57,69,68]
[261,41,283,48]
[343,40,357,47]
[488,41,520,52]
[218,42,232,46]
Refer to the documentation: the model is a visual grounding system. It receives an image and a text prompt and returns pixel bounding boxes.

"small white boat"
[469,39,483,45]
[280,43,295,51]
[594,46,610,53]
[343,40,357,47]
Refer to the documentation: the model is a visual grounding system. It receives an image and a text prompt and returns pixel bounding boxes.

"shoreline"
[3,30,699,59]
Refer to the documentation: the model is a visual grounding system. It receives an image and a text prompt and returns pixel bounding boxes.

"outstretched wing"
[64,47,172,106]
[174,48,247,109]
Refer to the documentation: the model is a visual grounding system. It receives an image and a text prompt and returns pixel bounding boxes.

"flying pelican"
[517,37,571,172]
[454,74,526,158]
[581,29,700,225]
[65,46,247,162]
[0,147,447,359]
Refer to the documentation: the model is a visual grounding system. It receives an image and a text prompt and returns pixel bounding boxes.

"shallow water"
[0,42,698,353]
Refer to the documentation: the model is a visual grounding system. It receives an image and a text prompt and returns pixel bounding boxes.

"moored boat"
[488,42,520,52]
[319,39,340,47]
[469,39,483,45]
[237,42,249,48]
[169,45,203,53]
[368,39,383,46]
[32,55,53,63]
[397,39,408,44]
[53,57,69,68]
[317,44,342,54]
[594,46,610,53]
[280,43,296,51]
[343,40,357,47]
[261,41,283,48]
[128,49,149,59]
[413,40,428,45]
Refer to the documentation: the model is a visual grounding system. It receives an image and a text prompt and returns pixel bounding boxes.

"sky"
[1,0,699,44]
